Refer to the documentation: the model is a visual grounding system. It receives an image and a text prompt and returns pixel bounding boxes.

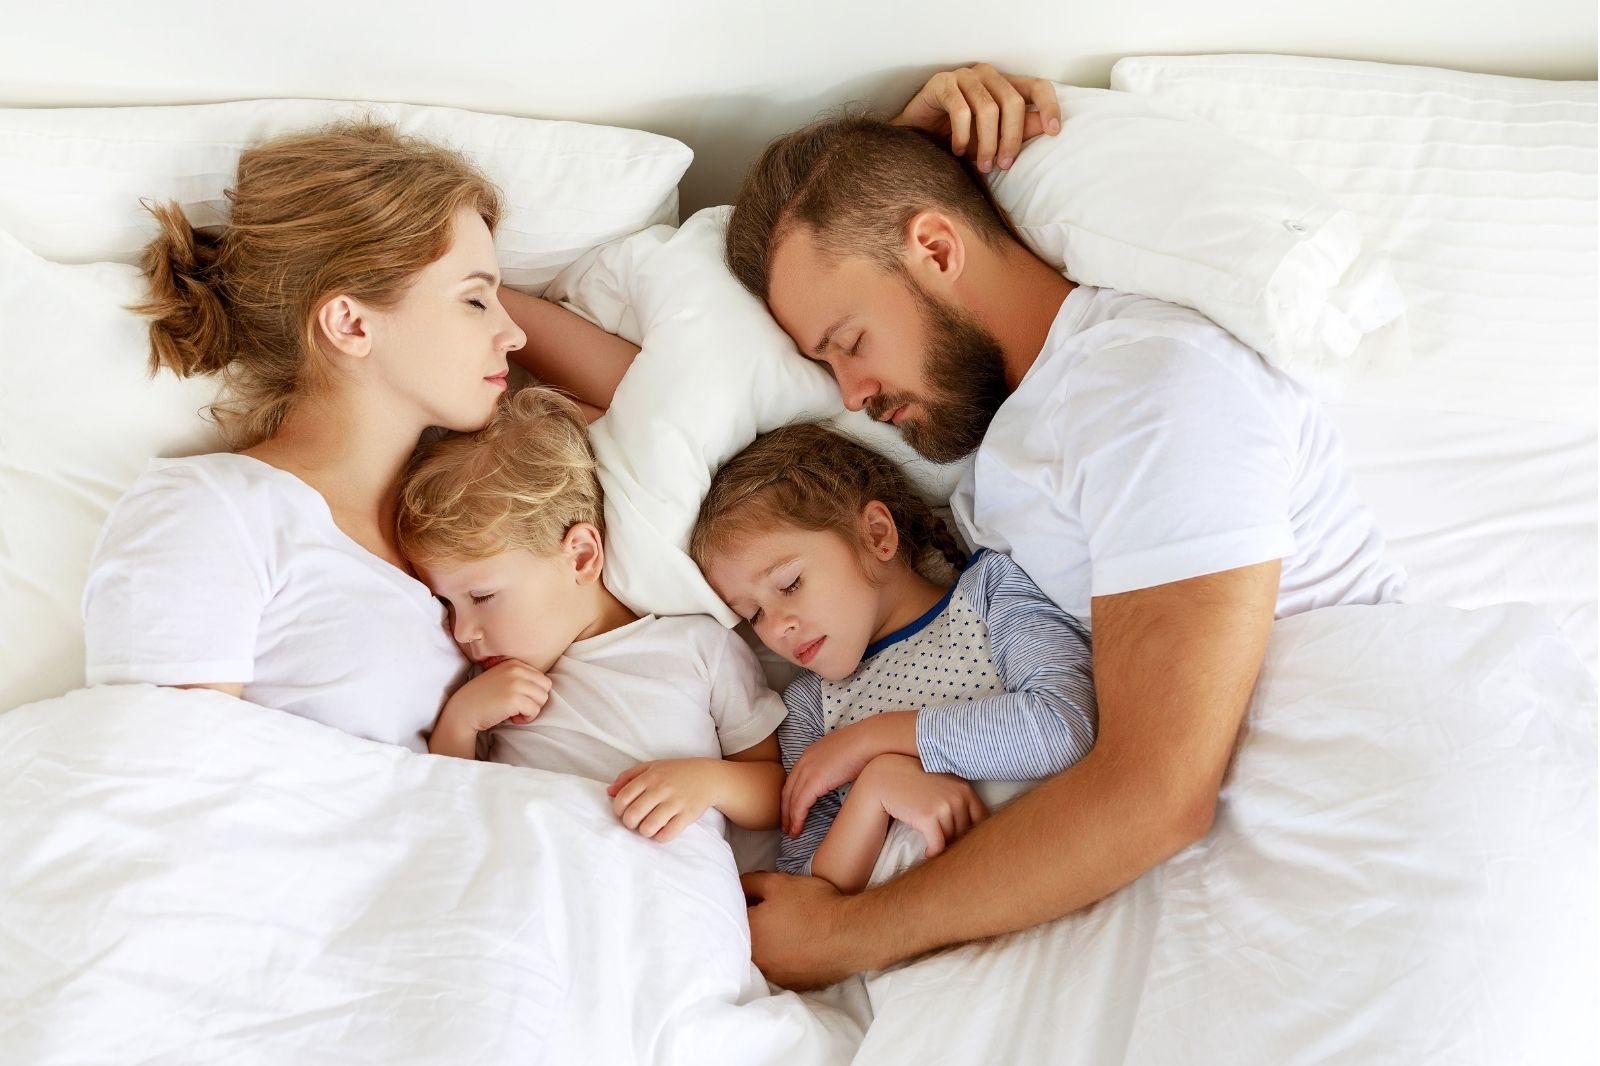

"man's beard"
[867,279,1009,464]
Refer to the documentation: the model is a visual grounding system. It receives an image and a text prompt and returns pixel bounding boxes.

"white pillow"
[549,205,968,625]
[1108,55,1597,426]
[985,85,1408,387]
[0,99,692,293]
[0,232,223,712]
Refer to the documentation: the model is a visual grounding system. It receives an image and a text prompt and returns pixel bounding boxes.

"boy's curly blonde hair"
[397,386,603,564]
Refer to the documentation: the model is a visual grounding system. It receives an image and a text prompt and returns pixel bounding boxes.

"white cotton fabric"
[1110,54,1597,428]
[985,85,1408,382]
[951,285,1406,620]
[855,601,1598,1066]
[82,453,466,752]
[0,98,691,291]
[488,614,786,813]
[0,684,865,1066]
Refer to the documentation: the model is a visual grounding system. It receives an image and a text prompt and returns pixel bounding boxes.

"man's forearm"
[835,748,1197,967]
[825,563,1280,972]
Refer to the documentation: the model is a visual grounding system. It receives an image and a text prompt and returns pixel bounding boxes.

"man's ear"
[859,500,900,562]
[314,294,375,361]
[563,522,606,585]
[904,210,967,292]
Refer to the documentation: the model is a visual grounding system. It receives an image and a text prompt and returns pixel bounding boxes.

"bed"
[0,31,1595,1066]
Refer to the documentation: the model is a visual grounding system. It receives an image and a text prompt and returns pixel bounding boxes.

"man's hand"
[608,759,722,843]
[854,753,988,859]
[891,63,1062,174]
[782,711,917,835]
[741,871,867,991]
[430,659,552,758]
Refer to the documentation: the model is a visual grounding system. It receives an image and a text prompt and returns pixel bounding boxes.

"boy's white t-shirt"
[951,285,1406,621]
[82,453,468,751]
[488,614,785,826]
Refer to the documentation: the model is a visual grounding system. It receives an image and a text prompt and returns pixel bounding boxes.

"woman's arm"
[499,286,640,418]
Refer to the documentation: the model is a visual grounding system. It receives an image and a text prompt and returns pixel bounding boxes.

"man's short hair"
[725,113,1020,300]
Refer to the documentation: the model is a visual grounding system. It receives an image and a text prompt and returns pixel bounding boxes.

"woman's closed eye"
[467,298,487,310]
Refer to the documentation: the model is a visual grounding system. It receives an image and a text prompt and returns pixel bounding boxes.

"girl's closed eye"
[469,591,494,605]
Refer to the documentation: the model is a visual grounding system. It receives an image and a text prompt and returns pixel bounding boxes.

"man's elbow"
[1158,786,1219,856]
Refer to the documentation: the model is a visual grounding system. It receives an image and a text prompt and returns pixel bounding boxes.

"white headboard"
[3,0,1594,213]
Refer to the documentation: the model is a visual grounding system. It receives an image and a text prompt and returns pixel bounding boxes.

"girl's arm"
[781,552,1096,834]
[812,754,989,895]
[499,286,641,418]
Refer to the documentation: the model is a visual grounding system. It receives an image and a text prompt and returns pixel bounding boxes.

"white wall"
[2,0,1594,213]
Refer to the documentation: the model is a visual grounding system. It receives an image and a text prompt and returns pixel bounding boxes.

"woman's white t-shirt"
[951,285,1407,622]
[82,453,467,751]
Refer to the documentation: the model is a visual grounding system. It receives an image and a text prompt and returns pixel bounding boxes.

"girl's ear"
[563,522,606,584]
[859,500,900,561]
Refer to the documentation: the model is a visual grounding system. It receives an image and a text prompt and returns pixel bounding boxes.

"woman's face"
[362,205,527,433]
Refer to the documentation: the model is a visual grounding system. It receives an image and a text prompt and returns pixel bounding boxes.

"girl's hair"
[134,119,503,449]
[396,386,603,564]
[690,422,967,580]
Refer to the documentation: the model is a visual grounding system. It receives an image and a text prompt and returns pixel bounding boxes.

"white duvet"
[1,602,1593,1065]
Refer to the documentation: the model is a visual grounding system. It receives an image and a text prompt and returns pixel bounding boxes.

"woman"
[82,120,640,752]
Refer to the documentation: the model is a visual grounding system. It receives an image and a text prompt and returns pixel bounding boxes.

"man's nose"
[837,365,877,412]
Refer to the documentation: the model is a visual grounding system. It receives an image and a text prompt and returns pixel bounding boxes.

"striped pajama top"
[776,548,1098,877]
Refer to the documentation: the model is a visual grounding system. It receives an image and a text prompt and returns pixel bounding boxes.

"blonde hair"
[396,386,604,564]
[690,422,966,581]
[134,119,503,449]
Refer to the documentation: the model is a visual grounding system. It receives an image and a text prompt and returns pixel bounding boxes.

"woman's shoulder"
[114,452,312,521]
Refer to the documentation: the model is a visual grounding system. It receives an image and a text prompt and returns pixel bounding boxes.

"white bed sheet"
[853,601,1597,1066]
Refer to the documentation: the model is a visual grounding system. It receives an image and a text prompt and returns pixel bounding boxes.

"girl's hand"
[853,753,988,858]
[608,759,721,843]
[782,712,917,837]
[441,658,552,733]
[890,63,1062,174]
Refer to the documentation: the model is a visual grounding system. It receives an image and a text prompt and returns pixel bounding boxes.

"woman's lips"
[485,371,509,390]
[795,636,825,666]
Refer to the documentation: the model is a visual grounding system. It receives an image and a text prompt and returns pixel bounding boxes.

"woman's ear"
[315,294,374,361]
[859,500,900,561]
[563,522,606,585]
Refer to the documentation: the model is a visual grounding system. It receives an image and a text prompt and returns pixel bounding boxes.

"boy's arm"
[718,733,786,830]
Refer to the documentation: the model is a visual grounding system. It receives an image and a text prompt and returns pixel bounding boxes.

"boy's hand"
[853,753,988,858]
[782,711,916,836]
[608,759,722,843]
[441,658,552,732]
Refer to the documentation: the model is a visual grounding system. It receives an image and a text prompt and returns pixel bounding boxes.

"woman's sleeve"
[82,463,270,687]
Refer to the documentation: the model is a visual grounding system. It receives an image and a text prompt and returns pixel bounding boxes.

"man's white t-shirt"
[83,453,468,751]
[489,614,786,830]
[951,285,1406,621]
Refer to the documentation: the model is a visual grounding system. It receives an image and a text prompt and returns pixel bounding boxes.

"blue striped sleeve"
[775,671,837,877]
[915,551,1098,779]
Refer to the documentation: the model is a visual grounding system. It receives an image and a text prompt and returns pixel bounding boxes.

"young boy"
[396,386,786,843]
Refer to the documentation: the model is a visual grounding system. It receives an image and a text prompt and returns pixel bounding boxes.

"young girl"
[691,423,1097,893]
[397,386,787,844]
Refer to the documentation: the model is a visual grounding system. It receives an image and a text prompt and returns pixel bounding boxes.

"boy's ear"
[564,522,606,584]
[859,500,899,561]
